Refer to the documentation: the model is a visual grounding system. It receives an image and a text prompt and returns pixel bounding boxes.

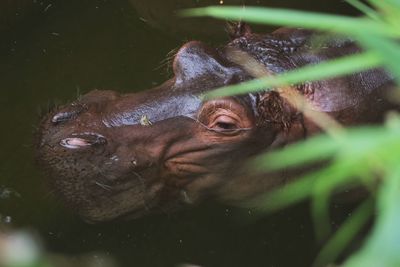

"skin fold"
[36,25,396,223]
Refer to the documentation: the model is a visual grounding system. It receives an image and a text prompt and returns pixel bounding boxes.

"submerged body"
[37,26,395,222]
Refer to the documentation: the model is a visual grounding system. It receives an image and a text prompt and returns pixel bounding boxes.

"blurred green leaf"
[254,125,400,172]
[346,0,382,21]
[344,167,400,267]
[253,161,361,213]
[251,168,319,213]
[182,6,398,37]
[253,134,339,172]
[188,2,400,267]
[311,185,332,242]
[355,33,400,82]
[368,0,400,14]
[203,51,382,99]
[252,122,400,255]
[314,198,374,267]
[368,0,400,28]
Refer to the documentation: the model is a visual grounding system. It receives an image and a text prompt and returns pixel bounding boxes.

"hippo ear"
[173,41,229,84]
[257,91,294,130]
[226,21,252,40]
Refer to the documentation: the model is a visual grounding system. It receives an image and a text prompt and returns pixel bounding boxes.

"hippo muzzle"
[36,27,394,222]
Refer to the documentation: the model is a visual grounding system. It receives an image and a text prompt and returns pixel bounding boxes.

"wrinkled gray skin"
[37,26,395,223]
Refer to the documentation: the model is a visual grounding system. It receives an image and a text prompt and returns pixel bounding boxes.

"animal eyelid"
[205,127,252,136]
[185,115,252,133]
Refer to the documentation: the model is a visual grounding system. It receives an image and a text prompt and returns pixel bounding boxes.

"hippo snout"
[48,103,108,150]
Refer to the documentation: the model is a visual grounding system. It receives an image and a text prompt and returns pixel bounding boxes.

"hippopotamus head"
[36,25,393,222]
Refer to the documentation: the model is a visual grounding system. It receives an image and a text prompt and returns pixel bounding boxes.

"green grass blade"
[346,0,382,21]
[314,198,374,267]
[253,134,339,172]
[253,162,359,213]
[309,160,370,243]
[251,170,318,213]
[204,51,382,99]
[182,6,398,37]
[311,187,332,242]
[368,0,400,29]
[355,33,400,82]
[184,3,400,267]
[344,167,400,267]
[368,0,400,12]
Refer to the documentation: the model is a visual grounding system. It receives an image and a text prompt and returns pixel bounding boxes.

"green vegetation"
[185,1,400,266]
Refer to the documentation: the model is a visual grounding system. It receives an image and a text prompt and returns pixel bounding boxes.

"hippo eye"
[198,98,254,134]
[210,115,239,131]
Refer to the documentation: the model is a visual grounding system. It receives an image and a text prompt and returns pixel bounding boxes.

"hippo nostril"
[60,133,107,149]
[51,103,86,124]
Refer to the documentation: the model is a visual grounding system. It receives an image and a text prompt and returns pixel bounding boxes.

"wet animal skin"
[37,24,395,223]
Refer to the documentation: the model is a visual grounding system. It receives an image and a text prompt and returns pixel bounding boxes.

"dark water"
[0,0,357,266]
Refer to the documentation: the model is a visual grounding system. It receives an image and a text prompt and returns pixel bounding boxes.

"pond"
[0,0,358,266]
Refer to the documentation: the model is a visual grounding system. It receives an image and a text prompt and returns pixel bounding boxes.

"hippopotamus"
[36,24,395,223]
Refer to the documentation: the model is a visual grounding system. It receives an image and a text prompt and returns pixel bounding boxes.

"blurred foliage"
[0,229,118,267]
[186,1,400,266]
